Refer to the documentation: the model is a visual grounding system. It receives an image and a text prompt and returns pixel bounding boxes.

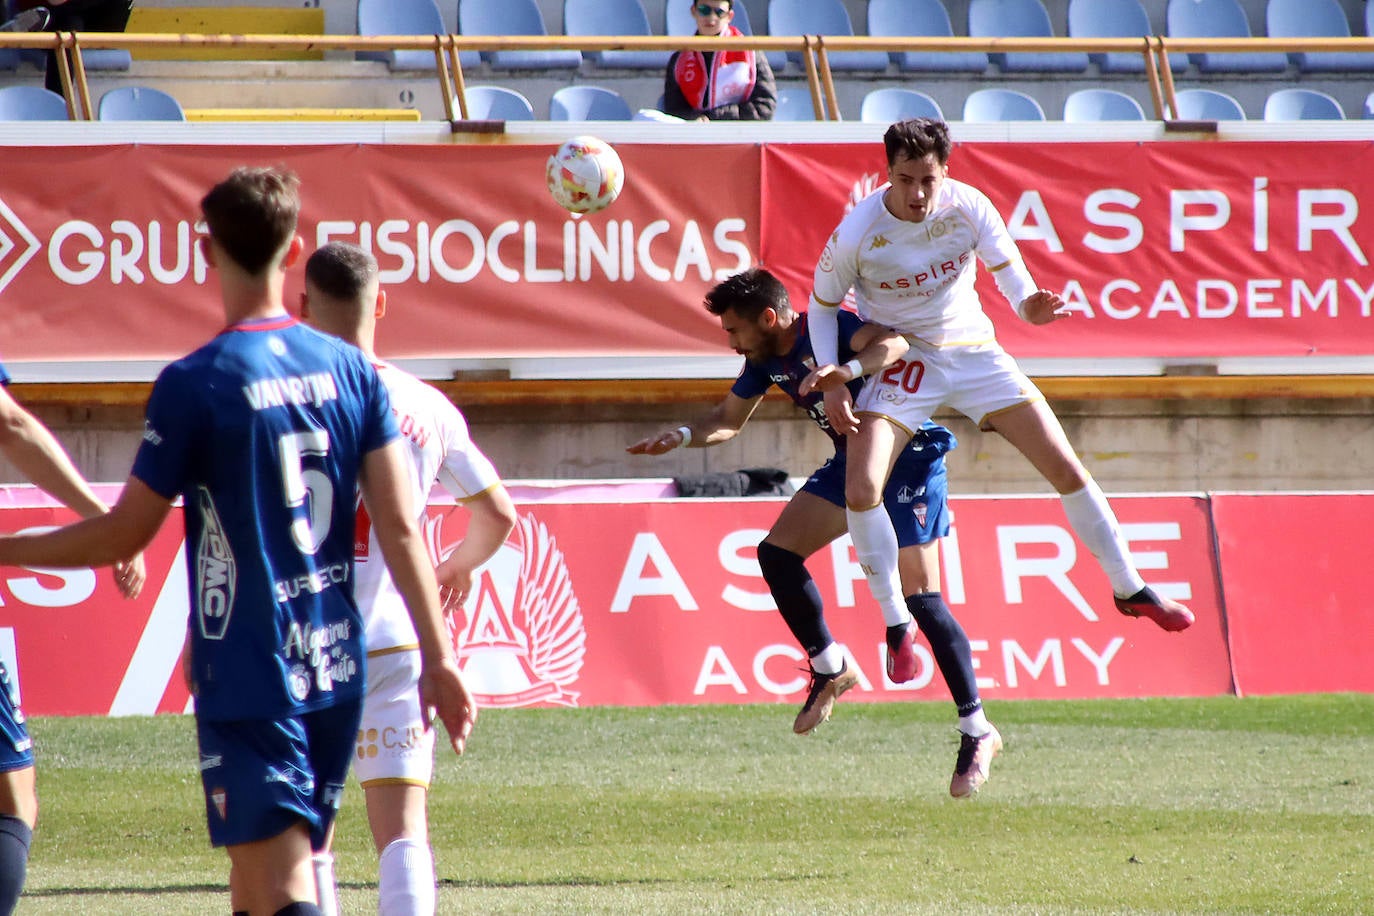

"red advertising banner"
[761,141,1374,359]
[1,141,1372,369]
[1211,492,1374,696]
[0,144,759,363]
[0,491,1233,718]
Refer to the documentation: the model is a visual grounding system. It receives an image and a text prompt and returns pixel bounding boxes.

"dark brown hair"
[200,166,300,275]
[703,267,791,320]
[883,118,953,167]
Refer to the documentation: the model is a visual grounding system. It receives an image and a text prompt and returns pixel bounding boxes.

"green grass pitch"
[18,693,1374,914]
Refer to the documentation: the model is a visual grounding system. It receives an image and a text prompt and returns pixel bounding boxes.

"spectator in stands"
[662,1,775,121]
[19,0,132,94]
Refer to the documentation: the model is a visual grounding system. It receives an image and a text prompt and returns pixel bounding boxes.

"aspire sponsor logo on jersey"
[196,487,237,640]
[876,250,972,293]
[243,371,339,411]
[428,511,586,709]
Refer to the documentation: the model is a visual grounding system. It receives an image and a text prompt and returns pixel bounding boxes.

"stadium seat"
[1166,0,1288,73]
[1063,88,1147,121]
[773,86,818,121]
[860,87,944,123]
[97,86,186,121]
[868,0,988,73]
[1068,0,1182,74]
[667,0,781,70]
[1266,0,1374,73]
[462,85,536,120]
[962,87,1046,121]
[1171,87,1246,120]
[460,0,582,70]
[357,0,473,70]
[565,0,670,69]
[0,85,69,120]
[550,85,633,120]
[769,0,889,72]
[969,0,1089,73]
[1263,88,1345,120]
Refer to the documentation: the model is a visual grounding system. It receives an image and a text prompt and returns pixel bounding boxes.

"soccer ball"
[545,136,624,215]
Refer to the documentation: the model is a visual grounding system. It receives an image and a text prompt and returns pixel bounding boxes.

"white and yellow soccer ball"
[545,135,624,215]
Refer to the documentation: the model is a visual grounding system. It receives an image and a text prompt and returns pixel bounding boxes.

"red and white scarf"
[673,25,757,110]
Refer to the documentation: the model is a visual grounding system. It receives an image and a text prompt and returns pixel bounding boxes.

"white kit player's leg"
[1059,480,1145,598]
[312,851,339,916]
[846,505,908,627]
[378,837,436,916]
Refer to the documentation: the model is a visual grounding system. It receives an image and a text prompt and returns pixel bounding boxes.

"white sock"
[810,643,845,675]
[379,837,436,916]
[959,707,991,738]
[312,851,339,916]
[846,504,909,626]
[1059,480,1145,598]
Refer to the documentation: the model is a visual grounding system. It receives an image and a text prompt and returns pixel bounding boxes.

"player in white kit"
[301,242,516,916]
[805,120,1194,776]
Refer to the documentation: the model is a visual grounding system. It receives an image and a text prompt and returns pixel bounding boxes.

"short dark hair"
[703,267,791,320]
[305,242,378,303]
[200,167,300,275]
[883,118,953,168]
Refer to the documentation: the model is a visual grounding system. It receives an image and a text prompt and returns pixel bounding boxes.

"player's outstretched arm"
[0,476,169,575]
[626,393,760,454]
[361,440,476,754]
[435,483,517,611]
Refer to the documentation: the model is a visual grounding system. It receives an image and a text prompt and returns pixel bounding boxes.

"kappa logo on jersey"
[195,487,237,640]
[434,511,586,708]
[0,197,41,296]
[869,234,892,250]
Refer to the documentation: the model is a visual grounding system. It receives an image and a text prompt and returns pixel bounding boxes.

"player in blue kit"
[0,366,145,915]
[0,167,475,915]
[628,268,999,797]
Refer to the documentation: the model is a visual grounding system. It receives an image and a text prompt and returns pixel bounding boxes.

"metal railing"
[8,31,1372,123]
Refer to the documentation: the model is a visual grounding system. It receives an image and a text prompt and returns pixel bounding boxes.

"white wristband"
[843,358,864,379]
[676,425,693,447]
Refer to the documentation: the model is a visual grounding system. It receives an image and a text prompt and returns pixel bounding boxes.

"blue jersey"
[729,310,955,462]
[0,359,34,771]
[132,316,399,722]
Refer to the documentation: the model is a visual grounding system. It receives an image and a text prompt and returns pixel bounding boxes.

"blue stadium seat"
[1063,88,1147,121]
[550,85,633,120]
[962,87,1046,121]
[97,86,185,121]
[1171,87,1246,120]
[969,0,1089,73]
[0,50,16,71]
[0,85,69,120]
[460,0,581,70]
[869,0,988,73]
[565,0,670,69]
[1068,0,1182,74]
[769,0,889,72]
[1263,87,1345,120]
[357,0,474,70]
[860,87,943,123]
[1267,0,1374,73]
[1166,0,1288,73]
[462,85,536,120]
[773,86,818,121]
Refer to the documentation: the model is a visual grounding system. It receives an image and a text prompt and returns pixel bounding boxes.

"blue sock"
[273,903,322,916]
[907,592,981,716]
[0,815,33,916]
[757,541,833,659]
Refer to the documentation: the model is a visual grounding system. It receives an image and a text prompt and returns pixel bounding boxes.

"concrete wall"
[8,394,1372,495]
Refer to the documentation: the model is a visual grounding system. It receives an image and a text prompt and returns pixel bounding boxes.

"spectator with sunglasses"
[663,1,775,121]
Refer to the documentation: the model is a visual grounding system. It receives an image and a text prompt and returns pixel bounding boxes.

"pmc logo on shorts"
[426,511,585,708]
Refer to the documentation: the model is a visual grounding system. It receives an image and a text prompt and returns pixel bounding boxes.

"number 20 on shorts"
[879,358,925,393]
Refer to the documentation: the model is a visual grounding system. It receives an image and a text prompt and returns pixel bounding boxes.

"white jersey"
[811,177,1038,348]
[353,362,502,653]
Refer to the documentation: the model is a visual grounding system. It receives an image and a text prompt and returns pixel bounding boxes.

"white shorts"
[855,339,1043,435]
[353,648,435,788]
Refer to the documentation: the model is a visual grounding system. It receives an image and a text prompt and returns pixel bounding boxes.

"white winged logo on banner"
[425,510,586,708]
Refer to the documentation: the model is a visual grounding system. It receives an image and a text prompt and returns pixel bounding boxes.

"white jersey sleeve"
[967,185,1039,316]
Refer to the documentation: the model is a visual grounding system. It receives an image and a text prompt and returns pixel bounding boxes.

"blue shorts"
[0,662,33,773]
[801,450,951,547]
[196,699,361,850]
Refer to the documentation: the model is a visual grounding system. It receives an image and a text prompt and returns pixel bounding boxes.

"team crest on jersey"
[210,787,227,821]
[427,511,586,708]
